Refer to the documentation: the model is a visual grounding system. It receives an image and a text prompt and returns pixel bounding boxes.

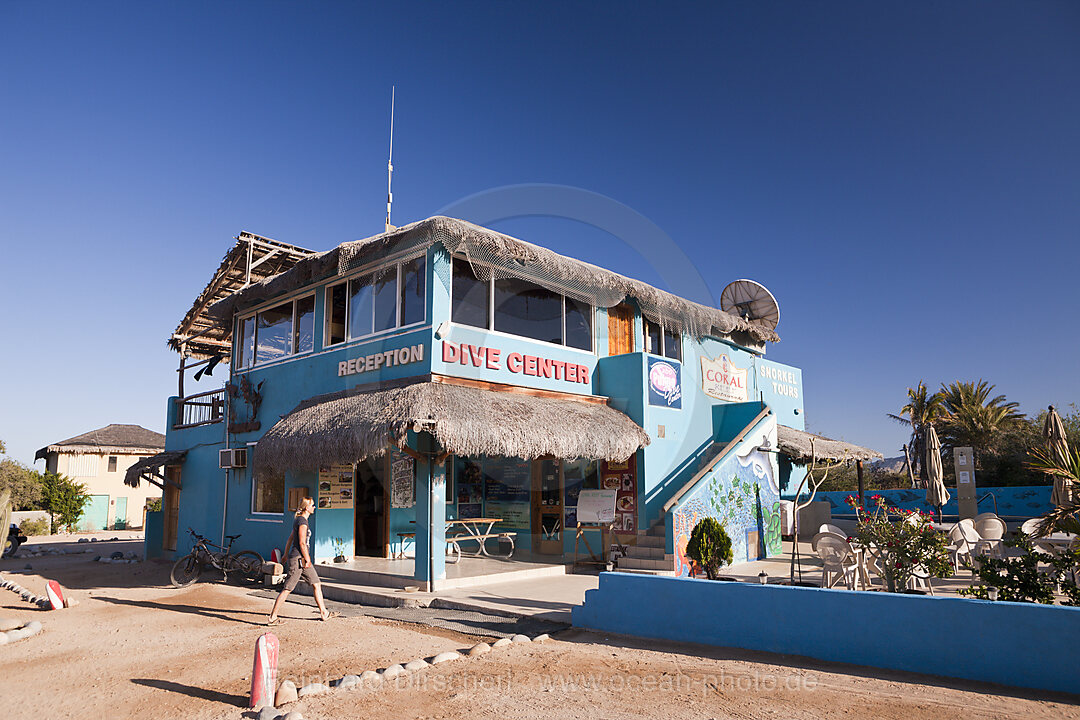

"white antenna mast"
[384,86,395,233]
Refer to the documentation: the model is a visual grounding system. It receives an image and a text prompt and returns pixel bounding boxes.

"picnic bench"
[396,518,516,561]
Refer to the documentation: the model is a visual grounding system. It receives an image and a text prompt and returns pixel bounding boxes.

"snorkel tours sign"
[700,354,748,402]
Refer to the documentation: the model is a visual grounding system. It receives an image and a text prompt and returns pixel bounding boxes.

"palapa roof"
[208,216,780,346]
[123,450,187,488]
[171,231,318,359]
[776,425,883,465]
[36,424,165,461]
[254,381,651,477]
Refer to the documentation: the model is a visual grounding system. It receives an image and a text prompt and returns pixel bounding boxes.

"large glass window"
[295,295,315,354]
[255,302,293,363]
[237,316,255,368]
[400,257,426,327]
[452,257,489,329]
[494,277,563,344]
[565,297,593,351]
[644,318,681,361]
[348,275,374,338]
[373,267,398,332]
[326,283,347,346]
[252,466,284,514]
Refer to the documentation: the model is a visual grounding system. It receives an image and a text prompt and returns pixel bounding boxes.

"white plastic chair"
[812,532,860,590]
[1021,518,1041,536]
[974,516,1007,559]
[819,523,846,537]
[947,523,975,572]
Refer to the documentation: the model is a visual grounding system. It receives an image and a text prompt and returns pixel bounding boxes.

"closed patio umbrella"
[1045,405,1073,507]
[925,424,949,522]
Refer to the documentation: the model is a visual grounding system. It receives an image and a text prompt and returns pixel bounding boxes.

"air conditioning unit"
[219,448,248,469]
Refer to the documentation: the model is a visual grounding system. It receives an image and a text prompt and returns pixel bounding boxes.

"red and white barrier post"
[249,632,280,709]
[45,580,65,611]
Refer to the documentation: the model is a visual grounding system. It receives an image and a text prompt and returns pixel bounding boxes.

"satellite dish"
[720,279,780,331]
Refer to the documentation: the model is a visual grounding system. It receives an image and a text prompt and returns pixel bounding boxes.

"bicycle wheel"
[227,550,264,582]
[170,553,202,587]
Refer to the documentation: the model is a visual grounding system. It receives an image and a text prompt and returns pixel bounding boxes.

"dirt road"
[1,539,1076,720]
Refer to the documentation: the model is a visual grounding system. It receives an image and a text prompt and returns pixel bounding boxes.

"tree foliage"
[40,471,89,533]
[0,458,42,510]
[887,381,946,487]
[685,517,733,580]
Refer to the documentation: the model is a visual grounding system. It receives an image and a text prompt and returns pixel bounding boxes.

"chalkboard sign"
[390,449,415,508]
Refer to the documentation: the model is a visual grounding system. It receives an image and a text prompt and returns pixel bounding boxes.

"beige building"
[35,424,165,531]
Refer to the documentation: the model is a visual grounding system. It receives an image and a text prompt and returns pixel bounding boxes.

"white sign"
[700,354,748,402]
[576,489,617,524]
[958,471,971,484]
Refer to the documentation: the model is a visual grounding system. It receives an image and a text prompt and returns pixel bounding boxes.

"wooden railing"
[175,388,225,428]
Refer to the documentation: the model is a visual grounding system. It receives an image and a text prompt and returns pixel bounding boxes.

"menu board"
[456,459,484,519]
[577,489,617,524]
[317,465,354,509]
[602,457,637,532]
[390,449,415,508]
[485,458,531,527]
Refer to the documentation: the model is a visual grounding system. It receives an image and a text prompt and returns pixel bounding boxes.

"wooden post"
[856,460,865,512]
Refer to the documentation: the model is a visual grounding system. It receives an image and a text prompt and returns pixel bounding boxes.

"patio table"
[403,518,516,560]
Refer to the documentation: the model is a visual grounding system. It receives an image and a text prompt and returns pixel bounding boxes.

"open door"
[162,466,181,551]
[532,458,564,556]
[354,458,387,557]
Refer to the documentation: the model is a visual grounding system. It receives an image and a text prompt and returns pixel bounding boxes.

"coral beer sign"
[700,354,748,402]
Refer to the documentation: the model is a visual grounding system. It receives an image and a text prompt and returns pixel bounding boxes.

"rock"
[90,538,98,542]
[297,682,327,698]
[256,706,280,720]
[65,598,79,608]
[0,633,7,646]
[23,564,32,570]
[381,664,405,680]
[0,618,20,632]
[533,634,550,643]
[467,642,491,657]
[274,679,297,706]
[110,537,119,541]
[511,634,531,643]
[6,629,26,642]
[492,637,512,648]
[404,659,428,672]
[359,670,381,683]
[25,621,41,634]
[336,674,360,690]
[110,551,123,560]
[431,651,461,664]
[78,538,89,543]
[93,556,101,562]
[281,712,303,720]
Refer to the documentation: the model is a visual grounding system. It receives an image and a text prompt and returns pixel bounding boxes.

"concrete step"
[646,524,665,538]
[635,534,665,548]
[616,556,673,571]
[623,544,664,559]
[612,566,677,577]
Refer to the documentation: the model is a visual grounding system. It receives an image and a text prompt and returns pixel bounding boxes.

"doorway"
[607,303,635,356]
[162,466,181,551]
[354,458,388,557]
[531,458,563,556]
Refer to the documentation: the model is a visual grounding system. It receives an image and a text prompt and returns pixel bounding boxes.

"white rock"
[533,634,550,643]
[0,633,8,646]
[26,621,41,634]
[297,682,327,697]
[431,651,460,664]
[511,634,531,643]
[281,712,304,720]
[404,659,428,672]
[492,637,512,648]
[6,629,25,642]
[359,670,381,683]
[274,679,297,706]
[336,674,359,690]
[381,664,405,679]
[256,706,280,720]
[467,642,491,657]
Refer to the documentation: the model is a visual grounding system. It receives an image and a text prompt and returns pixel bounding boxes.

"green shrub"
[145,498,162,512]
[685,517,733,580]
[19,517,49,536]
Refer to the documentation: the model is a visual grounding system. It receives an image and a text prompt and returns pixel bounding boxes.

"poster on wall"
[647,356,682,408]
[602,457,637,533]
[701,354,748,402]
[390,449,415,508]
[485,458,531,527]
[576,489,617,524]
[317,465,354,509]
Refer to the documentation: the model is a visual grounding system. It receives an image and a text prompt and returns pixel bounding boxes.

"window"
[326,256,427,346]
[451,256,594,352]
[237,294,317,368]
[644,318,681,361]
[69,454,97,477]
[252,466,284,515]
[107,456,118,473]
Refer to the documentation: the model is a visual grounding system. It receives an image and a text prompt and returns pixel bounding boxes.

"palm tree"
[938,380,1025,464]
[1028,446,1080,536]
[887,381,946,488]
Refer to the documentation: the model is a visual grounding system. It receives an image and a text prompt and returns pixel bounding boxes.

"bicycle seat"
[225,534,241,541]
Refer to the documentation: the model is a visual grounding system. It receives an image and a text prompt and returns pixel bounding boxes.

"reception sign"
[701,354,748,402]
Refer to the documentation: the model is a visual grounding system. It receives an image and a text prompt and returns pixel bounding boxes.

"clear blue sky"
[1,2,1077,467]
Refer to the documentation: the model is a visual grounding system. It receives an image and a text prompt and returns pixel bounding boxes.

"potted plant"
[847,495,952,593]
[685,517,733,580]
[332,537,348,563]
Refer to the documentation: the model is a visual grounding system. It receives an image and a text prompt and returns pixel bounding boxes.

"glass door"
[532,459,564,556]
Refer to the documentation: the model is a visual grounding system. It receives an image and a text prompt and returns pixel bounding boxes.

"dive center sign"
[700,354,748,402]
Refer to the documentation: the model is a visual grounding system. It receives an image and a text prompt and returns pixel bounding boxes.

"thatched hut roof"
[171,231,317,359]
[36,424,165,461]
[776,425,883,465]
[209,216,780,346]
[123,450,187,488]
[254,381,651,477]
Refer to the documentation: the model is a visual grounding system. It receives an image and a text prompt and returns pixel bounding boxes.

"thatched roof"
[254,381,651,477]
[123,450,187,488]
[171,231,317,359]
[36,424,165,461]
[209,216,780,345]
[776,425,883,465]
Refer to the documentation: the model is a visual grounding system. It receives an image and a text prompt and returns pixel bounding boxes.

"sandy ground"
[1,538,1077,720]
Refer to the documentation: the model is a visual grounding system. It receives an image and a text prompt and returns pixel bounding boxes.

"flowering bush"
[959,534,1080,605]
[846,495,953,593]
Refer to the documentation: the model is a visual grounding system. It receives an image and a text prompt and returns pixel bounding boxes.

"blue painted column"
[413,438,446,590]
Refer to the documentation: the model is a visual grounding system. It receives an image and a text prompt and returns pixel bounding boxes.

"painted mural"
[672,446,783,577]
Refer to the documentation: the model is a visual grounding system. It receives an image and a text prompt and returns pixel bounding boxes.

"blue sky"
[1,2,1077,466]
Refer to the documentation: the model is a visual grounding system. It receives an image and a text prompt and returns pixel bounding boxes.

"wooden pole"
[857,460,865,512]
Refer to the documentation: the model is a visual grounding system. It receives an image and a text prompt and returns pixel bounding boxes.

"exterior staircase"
[614,520,675,575]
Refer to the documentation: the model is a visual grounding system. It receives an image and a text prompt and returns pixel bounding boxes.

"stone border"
[0,619,43,645]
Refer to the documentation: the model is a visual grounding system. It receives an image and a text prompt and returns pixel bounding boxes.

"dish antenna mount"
[720,279,780,331]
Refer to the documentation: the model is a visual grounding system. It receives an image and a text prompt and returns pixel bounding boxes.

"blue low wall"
[143,511,163,560]
[802,486,1052,518]
[572,572,1080,695]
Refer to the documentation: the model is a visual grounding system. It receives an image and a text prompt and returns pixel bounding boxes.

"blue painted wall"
[811,486,1053,519]
[572,572,1080,696]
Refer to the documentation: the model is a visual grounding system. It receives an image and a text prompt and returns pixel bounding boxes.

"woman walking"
[267,496,339,625]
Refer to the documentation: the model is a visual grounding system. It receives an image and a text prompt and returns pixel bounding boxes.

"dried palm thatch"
[254,382,651,477]
[124,450,187,488]
[209,216,780,345]
[776,425,882,465]
[35,424,165,461]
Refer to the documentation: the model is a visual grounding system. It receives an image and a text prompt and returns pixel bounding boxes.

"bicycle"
[169,528,264,588]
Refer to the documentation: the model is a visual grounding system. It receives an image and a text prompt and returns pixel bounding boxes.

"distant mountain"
[871,456,908,475]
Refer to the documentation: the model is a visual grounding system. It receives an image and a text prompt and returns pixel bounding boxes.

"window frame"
[249,457,285,517]
[644,318,682,362]
[107,456,118,473]
[449,254,596,354]
[322,253,428,350]
[234,291,318,370]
